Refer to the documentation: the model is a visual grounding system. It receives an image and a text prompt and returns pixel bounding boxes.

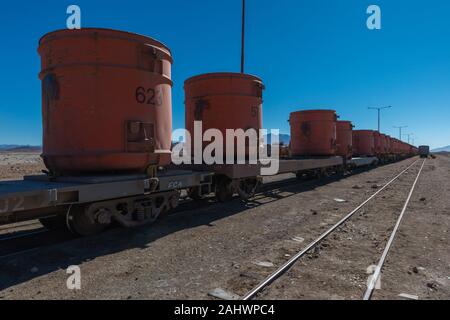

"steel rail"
[0,246,49,261]
[0,229,49,242]
[243,158,420,300]
[363,159,426,300]
[0,221,42,232]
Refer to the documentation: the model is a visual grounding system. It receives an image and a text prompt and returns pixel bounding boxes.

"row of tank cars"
[0,29,419,236]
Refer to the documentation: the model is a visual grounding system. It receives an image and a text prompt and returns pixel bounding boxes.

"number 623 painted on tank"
[135,86,164,106]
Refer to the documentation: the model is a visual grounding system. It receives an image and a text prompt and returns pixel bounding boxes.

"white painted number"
[168,181,183,189]
[66,5,81,30]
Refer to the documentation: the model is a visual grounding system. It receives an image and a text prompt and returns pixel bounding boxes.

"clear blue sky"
[1,0,449,148]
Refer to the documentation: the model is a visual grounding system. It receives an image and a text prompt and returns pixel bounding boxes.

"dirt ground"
[0,152,45,180]
[0,153,448,300]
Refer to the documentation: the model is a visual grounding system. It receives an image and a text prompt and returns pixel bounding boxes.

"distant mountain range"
[432,145,450,153]
[264,134,291,145]
[0,145,42,152]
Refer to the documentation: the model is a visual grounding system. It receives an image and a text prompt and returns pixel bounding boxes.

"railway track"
[242,158,425,300]
[0,221,43,232]
[0,229,49,242]
[363,159,426,300]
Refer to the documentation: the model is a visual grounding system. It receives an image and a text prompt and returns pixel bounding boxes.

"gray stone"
[254,261,275,268]
[208,288,240,300]
[399,293,419,300]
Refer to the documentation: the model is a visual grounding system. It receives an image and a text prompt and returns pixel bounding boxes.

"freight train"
[0,29,418,236]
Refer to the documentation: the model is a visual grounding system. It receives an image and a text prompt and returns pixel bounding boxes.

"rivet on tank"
[39,28,173,175]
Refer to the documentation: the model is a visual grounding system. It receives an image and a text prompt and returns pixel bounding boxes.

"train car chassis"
[0,170,213,236]
[1,155,412,236]
[182,156,345,202]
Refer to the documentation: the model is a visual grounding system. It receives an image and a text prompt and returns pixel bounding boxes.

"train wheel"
[337,166,346,177]
[39,215,68,231]
[237,178,259,201]
[215,178,234,203]
[188,187,202,200]
[296,172,305,180]
[67,205,109,237]
[316,169,329,180]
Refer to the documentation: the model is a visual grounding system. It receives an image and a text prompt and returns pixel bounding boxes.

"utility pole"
[240,0,246,73]
[368,106,392,132]
[404,133,414,144]
[394,126,408,140]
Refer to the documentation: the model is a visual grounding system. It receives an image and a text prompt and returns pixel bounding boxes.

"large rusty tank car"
[385,136,392,154]
[39,28,173,175]
[336,120,353,160]
[373,132,382,155]
[380,134,388,154]
[289,110,337,157]
[392,138,402,155]
[353,130,375,157]
[184,72,264,159]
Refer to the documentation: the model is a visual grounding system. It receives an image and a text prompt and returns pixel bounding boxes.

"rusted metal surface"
[336,121,353,160]
[353,130,376,157]
[374,131,382,155]
[289,110,338,157]
[380,134,389,154]
[185,72,264,159]
[0,170,212,225]
[39,28,173,174]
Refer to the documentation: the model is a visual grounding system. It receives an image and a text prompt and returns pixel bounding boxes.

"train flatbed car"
[0,170,213,235]
[349,157,379,168]
[181,156,344,179]
[180,156,345,201]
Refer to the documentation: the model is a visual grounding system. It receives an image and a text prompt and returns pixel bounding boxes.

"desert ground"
[0,152,448,300]
[0,152,45,180]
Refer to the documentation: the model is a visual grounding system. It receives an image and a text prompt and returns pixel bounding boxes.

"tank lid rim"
[290,109,337,115]
[353,130,376,133]
[337,120,353,124]
[184,72,263,83]
[39,28,172,54]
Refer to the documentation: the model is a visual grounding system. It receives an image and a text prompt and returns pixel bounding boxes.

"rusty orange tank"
[184,73,264,159]
[353,130,375,156]
[385,135,392,154]
[39,29,173,174]
[391,138,398,154]
[393,139,403,155]
[336,121,353,160]
[374,132,382,155]
[380,134,388,154]
[289,110,337,157]
[391,137,398,154]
